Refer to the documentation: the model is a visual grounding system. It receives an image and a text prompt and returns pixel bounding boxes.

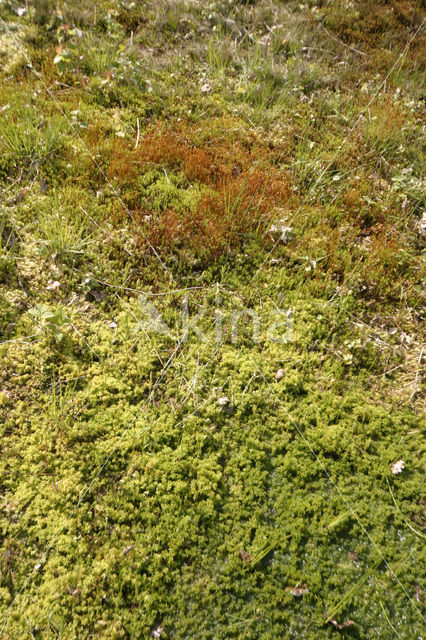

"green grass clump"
[0,104,64,170]
[74,33,123,76]
[37,197,93,262]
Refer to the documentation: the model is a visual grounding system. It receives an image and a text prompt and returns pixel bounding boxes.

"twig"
[79,206,132,256]
[319,23,367,56]
[0,334,39,346]
[410,347,424,402]
[134,117,140,150]
[76,272,205,297]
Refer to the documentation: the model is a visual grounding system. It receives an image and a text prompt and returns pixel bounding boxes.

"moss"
[135,168,204,214]
[1,288,424,637]
[0,1,425,637]
[2,367,424,637]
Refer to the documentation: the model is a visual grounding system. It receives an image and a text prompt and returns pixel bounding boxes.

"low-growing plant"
[34,0,54,25]
[0,104,64,169]
[364,97,406,157]
[37,196,93,261]
[103,120,293,261]
[28,303,69,342]
[207,37,234,75]
[0,211,16,281]
[1,2,425,637]
[323,0,425,67]
[74,33,124,76]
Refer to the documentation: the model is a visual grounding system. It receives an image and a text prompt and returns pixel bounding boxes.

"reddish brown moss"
[103,120,293,260]
[324,0,425,69]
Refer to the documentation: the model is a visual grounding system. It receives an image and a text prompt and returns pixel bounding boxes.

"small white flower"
[268,220,292,243]
[46,280,61,290]
[275,369,285,380]
[201,83,212,93]
[151,625,164,638]
[218,396,229,406]
[391,459,405,475]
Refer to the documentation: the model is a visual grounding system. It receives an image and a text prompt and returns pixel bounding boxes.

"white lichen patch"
[0,23,30,75]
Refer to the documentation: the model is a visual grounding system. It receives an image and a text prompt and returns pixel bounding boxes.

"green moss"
[136,169,204,214]
[1,291,424,637]
[0,1,425,637]
[1,360,424,637]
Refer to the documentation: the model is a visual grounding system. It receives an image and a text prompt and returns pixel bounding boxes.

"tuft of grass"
[364,97,407,157]
[75,33,122,76]
[37,195,93,261]
[0,104,64,169]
